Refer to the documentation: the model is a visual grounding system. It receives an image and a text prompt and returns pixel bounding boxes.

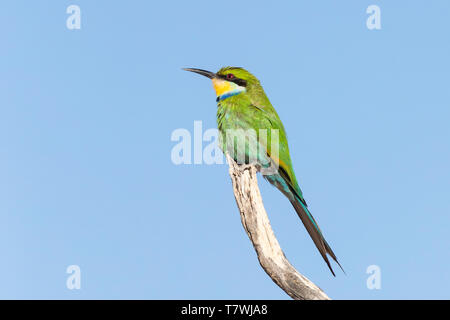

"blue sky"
[1,1,449,299]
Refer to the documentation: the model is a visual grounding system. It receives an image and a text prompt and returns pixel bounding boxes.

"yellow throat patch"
[211,78,245,99]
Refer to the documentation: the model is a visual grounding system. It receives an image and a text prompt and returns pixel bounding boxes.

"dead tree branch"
[226,154,330,300]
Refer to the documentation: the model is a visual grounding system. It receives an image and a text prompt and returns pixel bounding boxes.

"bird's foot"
[237,163,259,173]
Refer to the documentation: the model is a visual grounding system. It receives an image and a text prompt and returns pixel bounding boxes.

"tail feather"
[264,170,344,276]
[291,197,344,276]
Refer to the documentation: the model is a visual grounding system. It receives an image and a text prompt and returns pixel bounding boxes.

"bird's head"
[183,67,260,102]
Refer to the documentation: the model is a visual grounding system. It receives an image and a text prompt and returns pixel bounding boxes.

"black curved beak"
[183,68,217,79]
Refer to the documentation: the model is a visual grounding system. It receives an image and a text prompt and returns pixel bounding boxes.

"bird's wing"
[249,103,305,201]
[251,103,344,275]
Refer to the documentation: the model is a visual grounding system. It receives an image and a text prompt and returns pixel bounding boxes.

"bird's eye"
[226,73,235,80]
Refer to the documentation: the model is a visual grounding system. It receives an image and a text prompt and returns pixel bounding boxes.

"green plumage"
[215,67,301,194]
[185,66,343,276]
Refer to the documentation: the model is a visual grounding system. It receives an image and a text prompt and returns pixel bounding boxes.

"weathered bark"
[226,154,330,300]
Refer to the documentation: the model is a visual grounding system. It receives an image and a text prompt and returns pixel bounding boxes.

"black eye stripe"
[234,78,247,87]
[219,74,247,87]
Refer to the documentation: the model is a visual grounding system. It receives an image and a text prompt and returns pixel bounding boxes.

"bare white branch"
[226,154,330,300]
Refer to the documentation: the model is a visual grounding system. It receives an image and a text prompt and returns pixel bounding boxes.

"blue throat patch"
[216,90,244,102]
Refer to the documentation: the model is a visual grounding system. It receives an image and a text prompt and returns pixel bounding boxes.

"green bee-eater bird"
[184,67,343,276]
